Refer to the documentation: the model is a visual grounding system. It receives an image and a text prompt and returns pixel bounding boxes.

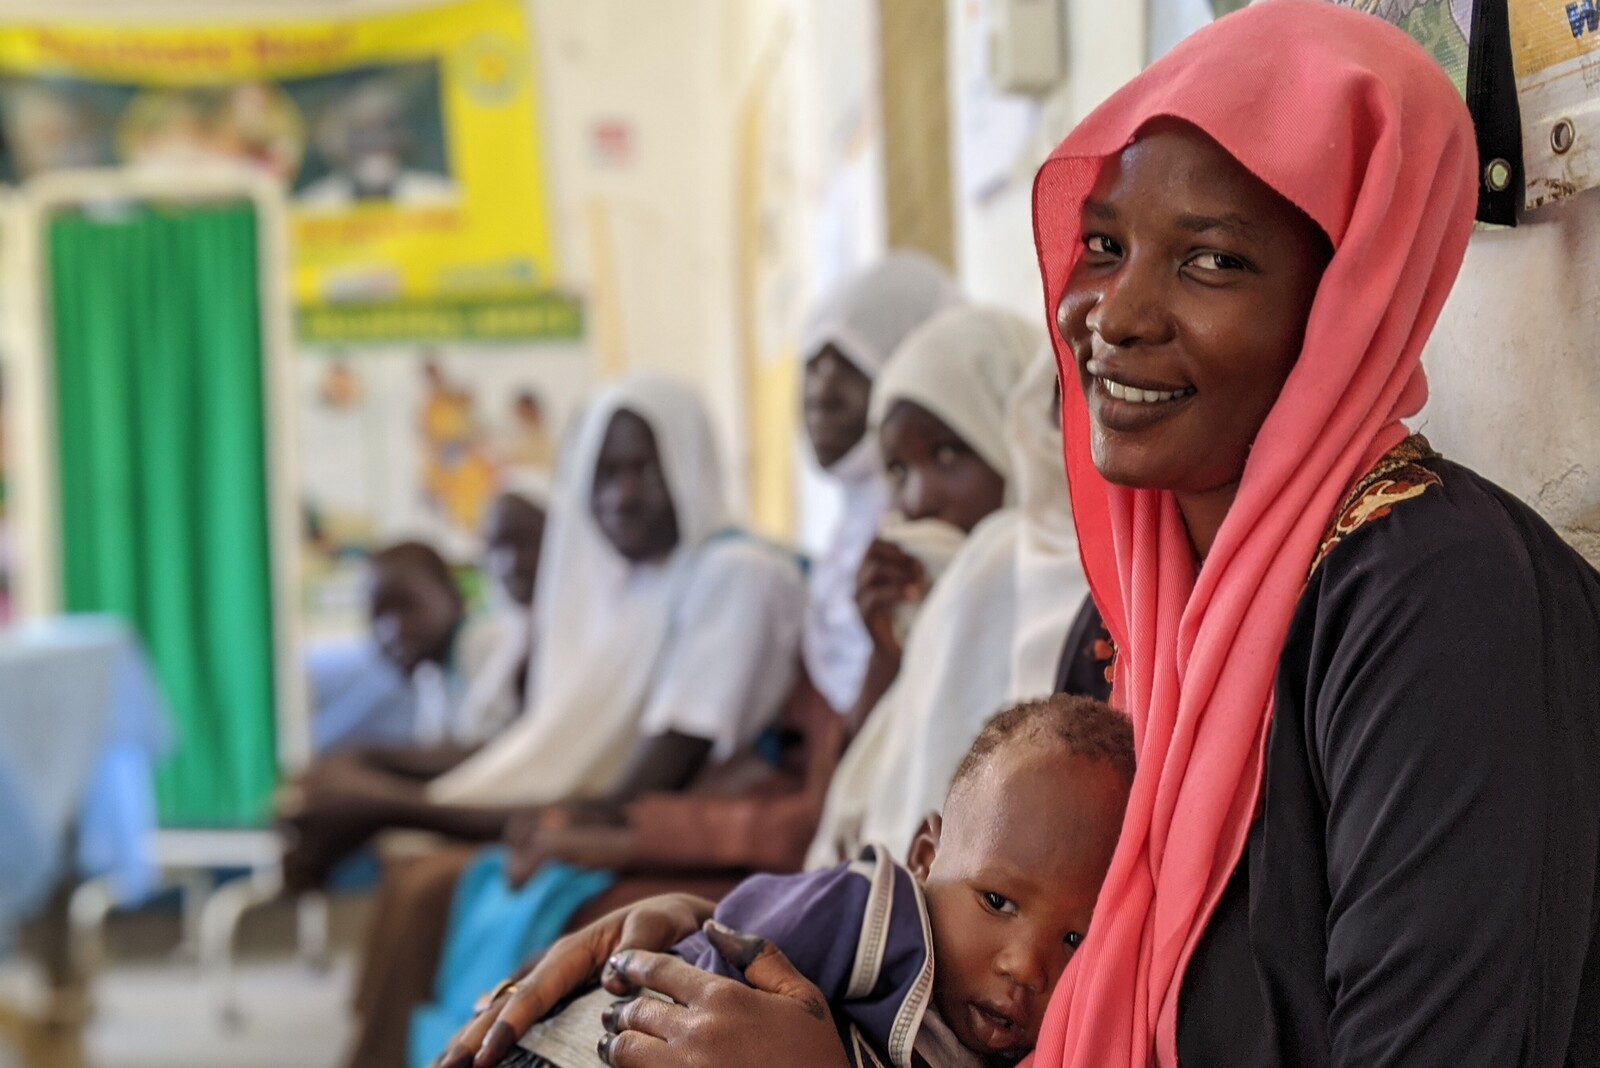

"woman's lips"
[1085,373,1196,434]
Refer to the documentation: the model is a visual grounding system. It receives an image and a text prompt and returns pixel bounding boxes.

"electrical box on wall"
[988,0,1064,94]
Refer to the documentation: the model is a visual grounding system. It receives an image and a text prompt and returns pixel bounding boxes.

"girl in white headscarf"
[429,376,805,806]
[799,251,961,715]
[808,307,1085,866]
[282,375,806,888]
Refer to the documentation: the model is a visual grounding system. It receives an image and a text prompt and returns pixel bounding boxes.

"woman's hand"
[503,804,632,888]
[436,894,715,1068]
[854,538,927,657]
[596,923,851,1068]
[278,755,412,892]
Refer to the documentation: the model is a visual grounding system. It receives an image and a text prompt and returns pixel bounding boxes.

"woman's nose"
[1085,261,1172,348]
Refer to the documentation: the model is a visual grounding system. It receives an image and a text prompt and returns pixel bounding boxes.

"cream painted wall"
[531,0,749,510]
[945,0,1146,318]
[1420,192,1600,565]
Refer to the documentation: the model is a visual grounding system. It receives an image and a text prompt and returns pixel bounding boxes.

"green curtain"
[50,203,278,828]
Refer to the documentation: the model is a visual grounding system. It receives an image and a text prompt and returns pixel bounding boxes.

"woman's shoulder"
[1293,447,1600,688]
[1309,444,1600,599]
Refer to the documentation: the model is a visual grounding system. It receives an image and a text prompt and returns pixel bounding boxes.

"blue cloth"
[0,746,51,952]
[0,616,171,943]
[306,637,417,754]
[408,850,615,1068]
[76,637,170,903]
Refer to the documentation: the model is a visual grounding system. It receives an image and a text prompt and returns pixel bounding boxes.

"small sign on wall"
[590,117,635,170]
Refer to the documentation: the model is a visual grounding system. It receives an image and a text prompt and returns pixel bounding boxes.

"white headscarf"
[800,252,962,714]
[800,250,962,380]
[1008,349,1089,700]
[868,305,1040,498]
[429,375,732,806]
[807,307,1046,867]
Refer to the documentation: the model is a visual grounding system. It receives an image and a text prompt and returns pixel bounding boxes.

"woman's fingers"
[702,923,828,1018]
[600,928,850,1068]
[445,896,716,1067]
[601,996,681,1040]
[856,554,921,593]
[597,1029,673,1068]
[863,538,917,567]
[605,951,721,1007]
[459,930,611,1066]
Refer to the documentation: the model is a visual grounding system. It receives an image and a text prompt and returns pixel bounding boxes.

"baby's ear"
[906,811,942,879]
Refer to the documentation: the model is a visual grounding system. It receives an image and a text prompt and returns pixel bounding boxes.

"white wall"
[531,0,749,509]
[1420,192,1600,564]
[946,0,1146,318]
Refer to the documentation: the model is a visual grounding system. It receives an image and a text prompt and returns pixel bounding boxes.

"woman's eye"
[1064,931,1083,949]
[1084,234,1121,257]
[886,462,906,482]
[982,892,1017,915]
[933,444,961,466]
[1187,251,1247,273]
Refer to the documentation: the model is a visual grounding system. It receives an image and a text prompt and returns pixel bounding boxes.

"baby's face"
[912,738,1129,1060]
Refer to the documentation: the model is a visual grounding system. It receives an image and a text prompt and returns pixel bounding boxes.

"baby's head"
[907,694,1133,1060]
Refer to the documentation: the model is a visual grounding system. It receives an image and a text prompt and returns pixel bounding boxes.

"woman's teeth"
[1100,377,1194,404]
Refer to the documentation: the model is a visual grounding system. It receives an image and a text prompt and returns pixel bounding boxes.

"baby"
[503,692,1134,1068]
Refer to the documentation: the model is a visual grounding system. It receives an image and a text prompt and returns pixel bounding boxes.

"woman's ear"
[906,811,942,879]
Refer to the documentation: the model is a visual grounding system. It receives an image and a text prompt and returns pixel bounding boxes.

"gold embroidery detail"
[1308,435,1441,578]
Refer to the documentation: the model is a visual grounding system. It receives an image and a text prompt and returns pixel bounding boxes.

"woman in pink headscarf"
[442,6,1600,1066]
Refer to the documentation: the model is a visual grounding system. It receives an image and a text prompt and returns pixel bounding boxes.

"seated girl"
[309,491,544,756]
[807,305,1081,867]
[799,251,961,717]
[281,375,806,886]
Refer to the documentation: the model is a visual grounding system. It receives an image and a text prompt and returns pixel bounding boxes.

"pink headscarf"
[1029,3,1478,1065]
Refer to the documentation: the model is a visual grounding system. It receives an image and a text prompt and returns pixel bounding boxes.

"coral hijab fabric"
[1029,3,1478,1065]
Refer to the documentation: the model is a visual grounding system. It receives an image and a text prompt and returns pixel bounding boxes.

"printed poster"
[1508,0,1600,208]
[0,0,581,341]
[1335,1,1476,92]
[296,343,588,636]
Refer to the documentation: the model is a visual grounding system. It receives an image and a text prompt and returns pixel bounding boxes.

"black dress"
[1177,444,1600,1067]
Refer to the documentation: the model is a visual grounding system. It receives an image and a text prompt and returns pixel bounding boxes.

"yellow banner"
[0,0,575,340]
[1511,0,1598,76]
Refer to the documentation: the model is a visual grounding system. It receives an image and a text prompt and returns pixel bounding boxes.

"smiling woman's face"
[1056,121,1331,496]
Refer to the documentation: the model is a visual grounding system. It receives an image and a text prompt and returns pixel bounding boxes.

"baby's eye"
[1083,234,1121,257]
[1064,931,1083,950]
[982,892,1018,915]
[1187,251,1247,272]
